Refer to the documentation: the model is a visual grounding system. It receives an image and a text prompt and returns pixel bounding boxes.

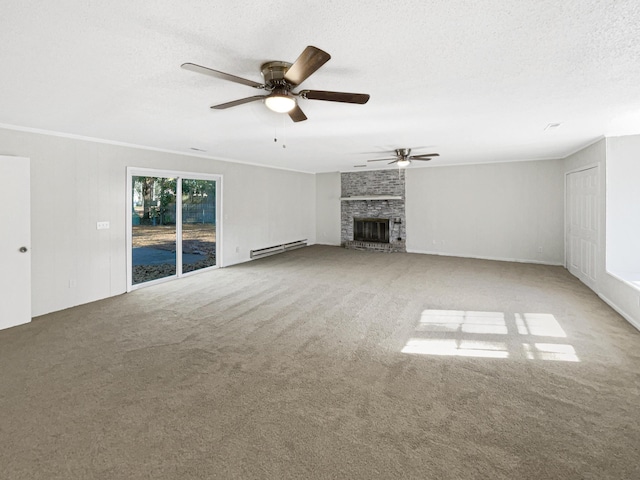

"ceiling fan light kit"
[182,46,370,122]
[265,90,296,113]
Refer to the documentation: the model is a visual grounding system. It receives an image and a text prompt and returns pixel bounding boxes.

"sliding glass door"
[181,179,216,274]
[131,175,178,285]
[127,168,221,290]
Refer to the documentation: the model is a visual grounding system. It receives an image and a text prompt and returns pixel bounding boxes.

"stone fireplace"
[341,170,406,253]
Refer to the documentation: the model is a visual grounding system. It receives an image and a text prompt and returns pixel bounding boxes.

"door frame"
[564,163,600,288]
[126,167,223,292]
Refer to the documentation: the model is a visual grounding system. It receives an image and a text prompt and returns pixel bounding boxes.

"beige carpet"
[1,245,639,479]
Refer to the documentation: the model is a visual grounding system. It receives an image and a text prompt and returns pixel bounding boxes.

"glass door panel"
[131,176,177,285]
[181,179,216,273]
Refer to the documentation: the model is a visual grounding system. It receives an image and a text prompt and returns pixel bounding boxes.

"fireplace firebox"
[353,218,390,243]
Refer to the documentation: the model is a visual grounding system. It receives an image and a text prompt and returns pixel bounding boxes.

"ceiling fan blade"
[366,158,396,162]
[302,90,370,104]
[388,160,399,165]
[284,46,331,86]
[411,153,440,159]
[210,95,266,109]
[288,105,308,122]
[182,63,264,89]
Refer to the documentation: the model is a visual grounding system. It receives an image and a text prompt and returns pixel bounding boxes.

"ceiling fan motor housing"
[261,61,292,90]
[396,148,411,158]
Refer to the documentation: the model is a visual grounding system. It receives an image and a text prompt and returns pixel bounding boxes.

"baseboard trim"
[250,240,307,259]
[598,293,640,332]
[405,249,564,266]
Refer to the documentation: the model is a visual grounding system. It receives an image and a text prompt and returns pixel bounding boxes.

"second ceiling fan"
[367,148,440,167]
[182,46,370,122]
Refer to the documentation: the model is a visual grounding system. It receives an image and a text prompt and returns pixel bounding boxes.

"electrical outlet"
[69,279,77,288]
[96,221,110,230]
[538,246,543,253]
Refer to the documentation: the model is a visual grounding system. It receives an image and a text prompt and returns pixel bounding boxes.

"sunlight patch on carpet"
[515,313,567,338]
[523,343,580,362]
[402,338,509,358]
[402,310,580,362]
[416,310,508,335]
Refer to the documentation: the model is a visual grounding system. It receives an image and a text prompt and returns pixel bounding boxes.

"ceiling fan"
[182,46,370,122]
[367,148,440,167]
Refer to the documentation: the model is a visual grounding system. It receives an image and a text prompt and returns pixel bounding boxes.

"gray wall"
[0,127,316,317]
[315,172,341,245]
[405,159,565,264]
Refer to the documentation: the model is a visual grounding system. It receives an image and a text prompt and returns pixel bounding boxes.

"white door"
[0,156,31,330]
[566,166,599,289]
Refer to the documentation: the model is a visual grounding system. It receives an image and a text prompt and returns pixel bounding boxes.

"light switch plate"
[97,221,110,230]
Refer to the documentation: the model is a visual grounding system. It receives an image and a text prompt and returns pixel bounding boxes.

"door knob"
[19,246,28,253]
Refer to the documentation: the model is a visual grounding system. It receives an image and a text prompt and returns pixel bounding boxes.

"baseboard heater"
[250,239,307,259]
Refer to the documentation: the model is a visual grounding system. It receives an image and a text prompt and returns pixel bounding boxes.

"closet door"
[0,156,31,330]
[566,166,599,289]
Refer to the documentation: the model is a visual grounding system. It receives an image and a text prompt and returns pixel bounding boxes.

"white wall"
[564,138,640,330]
[405,160,565,265]
[315,172,341,246]
[606,135,640,274]
[0,127,316,317]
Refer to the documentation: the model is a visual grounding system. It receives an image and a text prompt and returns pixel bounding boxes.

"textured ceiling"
[1,0,640,173]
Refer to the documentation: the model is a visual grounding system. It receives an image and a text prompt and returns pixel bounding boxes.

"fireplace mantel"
[340,195,402,201]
